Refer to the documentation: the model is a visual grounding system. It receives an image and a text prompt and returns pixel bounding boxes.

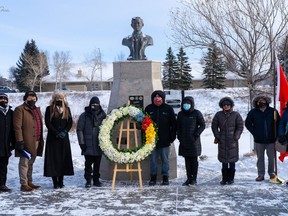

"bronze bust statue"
[122,17,153,60]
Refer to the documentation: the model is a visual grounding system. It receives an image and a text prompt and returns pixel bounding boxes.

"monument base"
[100,61,177,180]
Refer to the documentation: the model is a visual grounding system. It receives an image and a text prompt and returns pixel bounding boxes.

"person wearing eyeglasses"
[212,97,244,185]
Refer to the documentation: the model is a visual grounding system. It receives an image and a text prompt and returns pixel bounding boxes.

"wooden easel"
[111,104,143,190]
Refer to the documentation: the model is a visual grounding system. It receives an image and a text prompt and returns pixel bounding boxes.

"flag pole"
[273,50,278,175]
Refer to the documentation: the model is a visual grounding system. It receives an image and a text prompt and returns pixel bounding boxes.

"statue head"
[131,17,144,32]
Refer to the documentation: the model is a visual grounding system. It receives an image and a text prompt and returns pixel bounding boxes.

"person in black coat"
[145,90,177,186]
[212,97,243,185]
[177,96,205,186]
[77,96,106,188]
[245,95,280,182]
[44,92,74,189]
[0,93,15,192]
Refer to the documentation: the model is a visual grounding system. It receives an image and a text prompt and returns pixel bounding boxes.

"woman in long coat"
[211,97,243,185]
[177,96,205,186]
[44,92,74,189]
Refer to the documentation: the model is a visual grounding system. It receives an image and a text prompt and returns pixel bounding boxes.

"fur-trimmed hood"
[218,97,234,108]
[252,95,271,108]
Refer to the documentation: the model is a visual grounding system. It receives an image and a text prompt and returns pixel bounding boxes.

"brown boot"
[28,182,41,189]
[20,184,33,192]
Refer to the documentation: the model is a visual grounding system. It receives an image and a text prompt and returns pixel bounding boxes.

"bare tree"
[53,51,72,90]
[170,0,288,105]
[22,51,49,91]
[84,48,105,90]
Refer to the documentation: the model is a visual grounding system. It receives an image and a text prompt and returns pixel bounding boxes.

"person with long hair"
[44,92,74,189]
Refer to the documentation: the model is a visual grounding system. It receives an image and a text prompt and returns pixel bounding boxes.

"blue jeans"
[150,146,170,177]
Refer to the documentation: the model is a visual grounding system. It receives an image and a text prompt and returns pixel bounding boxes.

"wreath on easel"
[99,105,157,164]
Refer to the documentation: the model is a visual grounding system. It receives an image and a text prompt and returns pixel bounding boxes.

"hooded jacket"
[177,96,205,157]
[245,96,280,144]
[144,90,177,148]
[77,105,106,156]
[212,97,244,163]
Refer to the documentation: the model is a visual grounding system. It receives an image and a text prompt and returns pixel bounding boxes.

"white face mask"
[183,103,191,111]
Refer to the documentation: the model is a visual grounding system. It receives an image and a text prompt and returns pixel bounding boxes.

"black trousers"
[184,156,198,180]
[0,156,9,186]
[84,155,102,181]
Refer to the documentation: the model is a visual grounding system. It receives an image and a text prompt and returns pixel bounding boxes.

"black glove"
[278,135,287,144]
[80,144,87,152]
[16,141,24,152]
[57,130,67,139]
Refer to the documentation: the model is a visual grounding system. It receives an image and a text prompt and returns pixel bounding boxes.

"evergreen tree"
[202,41,226,89]
[176,47,193,90]
[13,39,49,92]
[162,47,178,89]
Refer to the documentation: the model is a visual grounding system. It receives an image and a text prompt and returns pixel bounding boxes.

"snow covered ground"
[2,88,288,215]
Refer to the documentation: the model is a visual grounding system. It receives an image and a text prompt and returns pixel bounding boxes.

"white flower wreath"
[99,105,157,164]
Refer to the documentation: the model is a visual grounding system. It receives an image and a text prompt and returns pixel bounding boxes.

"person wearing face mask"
[212,97,244,185]
[44,92,74,189]
[245,95,280,182]
[13,90,44,192]
[0,93,15,192]
[177,96,205,186]
[77,96,106,188]
[145,90,177,186]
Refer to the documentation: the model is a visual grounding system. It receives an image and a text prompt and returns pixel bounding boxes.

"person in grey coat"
[211,97,244,185]
[77,96,106,188]
[177,96,205,186]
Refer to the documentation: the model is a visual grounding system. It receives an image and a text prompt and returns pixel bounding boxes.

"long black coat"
[177,97,205,157]
[76,106,106,156]
[44,106,74,177]
[212,110,243,163]
[0,107,15,157]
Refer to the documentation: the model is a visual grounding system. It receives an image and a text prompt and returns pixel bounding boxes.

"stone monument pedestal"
[100,61,177,180]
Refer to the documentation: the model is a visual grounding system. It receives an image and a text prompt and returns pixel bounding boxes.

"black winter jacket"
[145,103,176,149]
[77,106,106,156]
[0,106,15,157]
[177,96,205,157]
[245,96,280,144]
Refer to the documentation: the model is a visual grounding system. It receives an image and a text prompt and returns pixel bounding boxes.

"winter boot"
[52,177,59,189]
[161,176,169,185]
[93,178,102,187]
[182,177,192,186]
[85,178,92,188]
[58,176,64,188]
[149,175,157,186]
[227,169,235,185]
[220,169,229,185]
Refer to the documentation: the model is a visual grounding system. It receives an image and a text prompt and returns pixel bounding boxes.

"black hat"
[0,93,8,102]
[23,90,37,101]
[151,90,165,103]
[89,96,100,106]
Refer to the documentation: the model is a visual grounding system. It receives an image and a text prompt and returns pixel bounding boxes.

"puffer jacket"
[177,96,205,157]
[212,97,244,163]
[77,106,106,156]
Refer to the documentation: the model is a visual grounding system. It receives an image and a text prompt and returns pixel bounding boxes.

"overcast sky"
[0,0,192,78]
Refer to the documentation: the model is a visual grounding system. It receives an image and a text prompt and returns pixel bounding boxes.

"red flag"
[275,56,288,162]
[275,56,288,116]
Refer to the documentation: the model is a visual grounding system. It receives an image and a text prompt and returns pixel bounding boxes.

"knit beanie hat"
[89,96,100,106]
[0,93,8,102]
[23,90,38,101]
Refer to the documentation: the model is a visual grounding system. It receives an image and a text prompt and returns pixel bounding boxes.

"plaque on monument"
[129,95,144,109]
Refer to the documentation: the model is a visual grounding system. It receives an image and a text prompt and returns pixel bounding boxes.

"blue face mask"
[183,103,191,111]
